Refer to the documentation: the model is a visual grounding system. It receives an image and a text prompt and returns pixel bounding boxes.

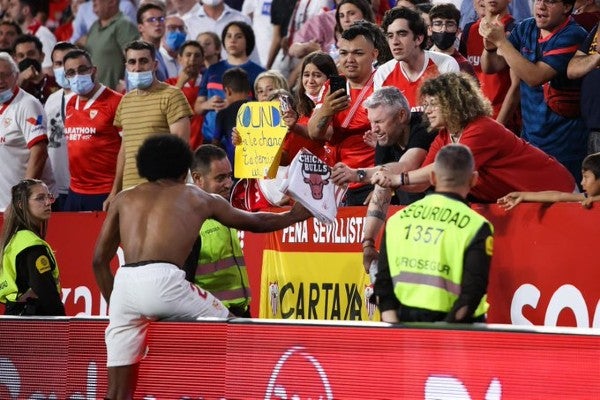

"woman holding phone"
[279,51,338,165]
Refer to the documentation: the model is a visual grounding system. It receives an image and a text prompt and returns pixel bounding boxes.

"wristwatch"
[356,169,367,182]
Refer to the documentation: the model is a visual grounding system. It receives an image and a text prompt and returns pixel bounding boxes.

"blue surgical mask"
[69,73,95,95]
[53,67,70,89]
[127,70,154,90]
[0,88,13,103]
[166,30,186,51]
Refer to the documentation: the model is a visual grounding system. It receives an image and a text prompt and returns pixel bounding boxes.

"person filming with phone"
[308,21,378,206]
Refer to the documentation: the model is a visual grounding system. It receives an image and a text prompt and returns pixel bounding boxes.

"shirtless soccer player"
[93,134,312,399]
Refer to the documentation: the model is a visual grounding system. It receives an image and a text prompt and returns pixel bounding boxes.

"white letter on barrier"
[74,286,93,316]
[485,378,502,400]
[425,375,471,399]
[544,284,589,327]
[0,357,20,398]
[510,284,539,326]
[593,300,600,328]
[425,376,502,400]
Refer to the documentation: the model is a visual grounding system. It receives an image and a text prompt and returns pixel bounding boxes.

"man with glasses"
[62,49,122,211]
[160,15,188,78]
[374,7,458,112]
[480,0,588,183]
[428,3,477,79]
[85,0,139,90]
[136,2,169,82]
[0,52,54,211]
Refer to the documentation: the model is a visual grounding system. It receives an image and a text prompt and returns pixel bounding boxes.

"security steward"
[374,144,493,323]
[189,145,251,317]
[0,179,65,316]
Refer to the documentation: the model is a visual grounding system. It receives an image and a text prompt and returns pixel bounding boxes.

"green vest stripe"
[393,272,461,297]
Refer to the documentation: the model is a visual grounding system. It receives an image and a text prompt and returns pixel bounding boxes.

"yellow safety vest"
[195,219,250,310]
[385,194,492,317]
[0,230,61,303]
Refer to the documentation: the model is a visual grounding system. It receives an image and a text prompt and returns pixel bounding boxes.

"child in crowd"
[498,153,600,210]
[254,70,289,101]
[213,67,251,168]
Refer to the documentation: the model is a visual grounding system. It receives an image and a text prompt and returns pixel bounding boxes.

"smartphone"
[329,75,347,96]
[278,94,291,113]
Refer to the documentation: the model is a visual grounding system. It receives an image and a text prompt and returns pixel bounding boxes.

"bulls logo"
[300,153,331,200]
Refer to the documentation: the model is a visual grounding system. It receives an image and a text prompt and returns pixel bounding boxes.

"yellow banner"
[234,101,287,179]
[260,250,380,321]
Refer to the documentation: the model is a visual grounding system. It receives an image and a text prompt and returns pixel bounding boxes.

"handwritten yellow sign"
[234,101,287,178]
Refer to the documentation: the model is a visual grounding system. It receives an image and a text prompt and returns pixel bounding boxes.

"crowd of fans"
[0,0,598,214]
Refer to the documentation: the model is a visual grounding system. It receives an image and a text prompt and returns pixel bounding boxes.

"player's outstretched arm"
[210,194,312,233]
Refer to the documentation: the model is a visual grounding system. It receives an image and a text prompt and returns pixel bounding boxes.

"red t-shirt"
[422,116,576,202]
[65,86,122,194]
[316,79,375,172]
[374,51,458,112]
[165,77,204,150]
[463,16,514,117]
[281,114,326,164]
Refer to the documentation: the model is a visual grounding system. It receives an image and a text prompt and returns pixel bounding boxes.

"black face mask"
[18,58,42,73]
[431,31,457,51]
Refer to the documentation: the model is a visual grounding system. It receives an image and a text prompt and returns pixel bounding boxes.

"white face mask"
[202,0,223,6]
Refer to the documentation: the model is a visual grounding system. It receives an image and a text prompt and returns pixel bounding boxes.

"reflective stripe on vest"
[386,193,491,317]
[392,271,461,297]
[210,287,249,301]
[196,255,242,276]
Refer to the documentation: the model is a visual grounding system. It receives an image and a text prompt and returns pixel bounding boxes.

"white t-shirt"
[242,0,273,67]
[45,89,75,196]
[0,88,54,211]
[185,4,263,66]
[35,25,57,70]
[159,45,180,79]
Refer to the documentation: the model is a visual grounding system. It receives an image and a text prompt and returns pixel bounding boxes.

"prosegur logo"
[26,115,43,126]
[265,346,333,400]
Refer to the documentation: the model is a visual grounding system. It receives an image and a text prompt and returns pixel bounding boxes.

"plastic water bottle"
[369,260,378,284]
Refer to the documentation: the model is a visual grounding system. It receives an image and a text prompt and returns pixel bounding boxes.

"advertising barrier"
[258,204,600,327]
[0,203,599,327]
[0,317,598,398]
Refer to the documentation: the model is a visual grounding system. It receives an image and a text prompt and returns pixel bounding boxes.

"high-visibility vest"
[0,230,61,303]
[386,194,492,317]
[195,219,250,310]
